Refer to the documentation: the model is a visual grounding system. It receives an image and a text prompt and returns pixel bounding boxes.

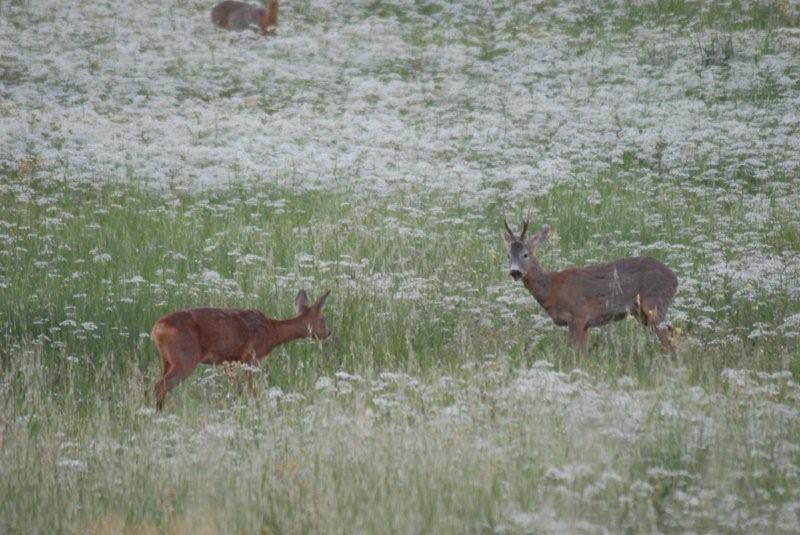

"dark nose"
[510,270,522,281]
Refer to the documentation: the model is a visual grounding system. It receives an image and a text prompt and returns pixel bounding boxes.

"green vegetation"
[1,173,798,533]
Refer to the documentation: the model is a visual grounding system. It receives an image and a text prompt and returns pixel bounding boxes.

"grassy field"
[2,0,800,533]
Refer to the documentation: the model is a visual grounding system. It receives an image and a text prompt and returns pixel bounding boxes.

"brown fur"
[151,289,329,410]
[211,0,278,34]
[503,215,678,353]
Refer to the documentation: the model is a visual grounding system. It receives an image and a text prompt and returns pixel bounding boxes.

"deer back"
[548,257,677,324]
[211,1,263,30]
[155,308,270,364]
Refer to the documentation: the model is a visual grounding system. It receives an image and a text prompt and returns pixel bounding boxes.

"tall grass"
[1,174,798,532]
[2,175,796,387]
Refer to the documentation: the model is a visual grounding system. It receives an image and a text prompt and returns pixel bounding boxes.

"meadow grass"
[1,173,798,533]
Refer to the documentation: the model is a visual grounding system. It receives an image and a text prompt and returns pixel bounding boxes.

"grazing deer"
[151,289,330,410]
[211,0,278,34]
[501,213,677,352]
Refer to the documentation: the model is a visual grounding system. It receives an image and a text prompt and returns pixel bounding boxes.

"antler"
[519,209,531,240]
[501,210,517,241]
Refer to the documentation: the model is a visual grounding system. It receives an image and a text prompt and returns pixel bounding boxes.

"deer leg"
[578,325,589,354]
[569,321,589,354]
[153,343,172,410]
[160,354,170,376]
[154,367,171,411]
[153,355,172,410]
[154,364,196,411]
[245,369,257,396]
[152,330,201,410]
[221,361,247,395]
[244,352,258,397]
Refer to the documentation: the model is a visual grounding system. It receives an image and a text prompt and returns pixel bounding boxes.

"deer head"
[294,289,332,340]
[502,212,549,281]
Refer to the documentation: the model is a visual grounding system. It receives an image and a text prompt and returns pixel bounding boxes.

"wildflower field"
[1,0,799,532]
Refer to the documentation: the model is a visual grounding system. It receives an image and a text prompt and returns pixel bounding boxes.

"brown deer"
[211,0,279,34]
[151,289,330,410]
[502,213,677,352]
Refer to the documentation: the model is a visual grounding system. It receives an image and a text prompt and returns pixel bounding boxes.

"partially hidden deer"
[211,0,278,34]
[151,289,330,410]
[502,213,678,352]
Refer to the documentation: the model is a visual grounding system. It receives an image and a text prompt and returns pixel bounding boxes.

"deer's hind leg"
[152,325,202,410]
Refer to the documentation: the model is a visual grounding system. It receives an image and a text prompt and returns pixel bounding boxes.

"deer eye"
[523,253,529,259]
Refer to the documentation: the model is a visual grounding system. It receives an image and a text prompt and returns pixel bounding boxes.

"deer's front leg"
[242,348,259,396]
[568,321,589,353]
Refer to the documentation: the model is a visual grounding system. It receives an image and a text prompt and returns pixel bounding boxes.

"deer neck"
[266,315,309,350]
[522,259,552,305]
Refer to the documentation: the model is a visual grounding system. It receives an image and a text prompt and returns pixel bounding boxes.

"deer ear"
[314,290,331,310]
[527,228,550,252]
[295,289,310,313]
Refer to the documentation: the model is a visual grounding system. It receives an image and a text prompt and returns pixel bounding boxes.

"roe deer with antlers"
[151,289,330,410]
[502,214,677,352]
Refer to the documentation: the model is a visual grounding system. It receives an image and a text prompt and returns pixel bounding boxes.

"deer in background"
[211,0,279,34]
[151,289,330,410]
[502,213,678,352]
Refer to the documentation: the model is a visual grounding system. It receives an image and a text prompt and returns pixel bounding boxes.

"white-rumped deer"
[151,289,330,410]
[502,213,677,352]
[211,0,278,34]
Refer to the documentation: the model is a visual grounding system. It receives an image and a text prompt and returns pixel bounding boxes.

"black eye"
[523,253,529,258]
